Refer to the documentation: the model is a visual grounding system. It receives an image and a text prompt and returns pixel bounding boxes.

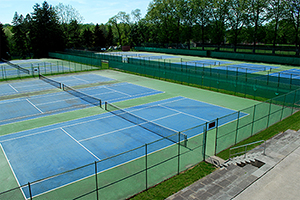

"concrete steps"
[167,129,300,200]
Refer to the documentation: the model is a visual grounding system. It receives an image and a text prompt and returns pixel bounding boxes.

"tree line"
[1,0,300,59]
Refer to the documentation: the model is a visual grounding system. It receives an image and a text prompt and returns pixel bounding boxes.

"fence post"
[292,90,298,114]
[280,94,287,121]
[267,99,272,128]
[95,161,99,200]
[28,182,32,200]
[145,144,148,190]
[214,118,219,155]
[251,105,257,136]
[203,123,208,160]
[178,133,181,175]
[235,111,241,144]
[1,66,4,80]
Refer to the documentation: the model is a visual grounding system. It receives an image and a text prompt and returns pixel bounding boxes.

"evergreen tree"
[93,24,106,49]
[106,25,114,47]
[29,1,65,58]
[0,23,10,60]
[81,28,93,49]
[12,12,31,58]
[66,20,81,48]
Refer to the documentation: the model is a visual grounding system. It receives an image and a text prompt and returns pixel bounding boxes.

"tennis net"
[1,59,30,74]
[39,74,62,89]
[63,84,102,108]
[105,102,187,146]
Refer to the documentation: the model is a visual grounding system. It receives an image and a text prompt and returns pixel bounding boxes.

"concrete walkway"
[234,139,300,200]
[166,129,300,200]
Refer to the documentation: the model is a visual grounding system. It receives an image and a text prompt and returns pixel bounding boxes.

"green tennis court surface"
[0,66,262,199]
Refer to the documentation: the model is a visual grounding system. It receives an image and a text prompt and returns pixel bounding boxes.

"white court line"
[80,112,181,142]
[8,84,19,93]
[103,90,163,103]
[127,96,185,114]
[79,123,138,142]
[0,144,27,199]
[60,128,101,161]
[105,86,130,96]
[71,76,90,83]
[159,104,209,122]
[26,99,43,113]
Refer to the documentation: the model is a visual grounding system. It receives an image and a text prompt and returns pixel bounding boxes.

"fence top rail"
[230,140,265,150]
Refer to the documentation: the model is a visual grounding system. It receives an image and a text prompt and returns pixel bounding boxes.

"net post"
[105,102,108,110]
[99,100,102,108]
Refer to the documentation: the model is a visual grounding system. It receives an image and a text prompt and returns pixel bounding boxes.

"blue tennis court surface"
[10,59,41,64]
[214,63,278,73]
[135,55,179,60]
[1,62,71,78]
[0,74,114,96]
[269,69,300,79]
[0,96,246,198]
[0,82,163,125]
[174,59,232,67]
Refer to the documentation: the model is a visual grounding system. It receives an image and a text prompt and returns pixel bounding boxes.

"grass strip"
[217,110,300,160]
[130,162,215,200]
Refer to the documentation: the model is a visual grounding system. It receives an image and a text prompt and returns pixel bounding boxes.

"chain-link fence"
[1,51,300,199]
[0,58,103,81]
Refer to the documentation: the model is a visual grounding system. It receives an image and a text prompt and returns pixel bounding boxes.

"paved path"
[167,129,300,200]
[234,142,300,200]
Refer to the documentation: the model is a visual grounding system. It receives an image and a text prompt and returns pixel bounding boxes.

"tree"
[226,0,250,52]
[93,24,106,49]
[248,0,269,53]
[191,0,212,50]
[267,0,287,54]
[131,9,142,23]
[146,0,185,45]
[0,23,10,60]
[210,0,228,49]
[81,28,93,48]
[11,12,31,58]
[66,20,81,48]
[55,3,84,24]
[108,11,131,46]
[29,1,65,58]
[108,16,122,45]
[106,25,114,47]
[286,0,300,56]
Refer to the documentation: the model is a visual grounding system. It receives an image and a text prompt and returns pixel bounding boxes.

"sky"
[0,0,152,25]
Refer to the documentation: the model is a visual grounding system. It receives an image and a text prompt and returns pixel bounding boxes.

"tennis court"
[0,74,114,96]
[214,63,278,73]
[269,68,300,79]
[0,96,246,198]
[0,82,162,125]
[0,58,99,79]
